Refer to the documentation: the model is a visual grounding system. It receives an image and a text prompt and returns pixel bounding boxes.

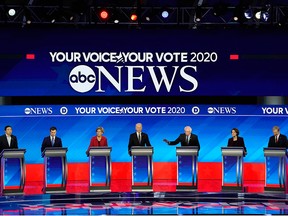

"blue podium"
[87,147,112,192]
[264,147,288,193]
[42,147,68,194]
[221,147,245,192]
[131,146,153,192]
[176,146,199,191]
[0,149,26,195]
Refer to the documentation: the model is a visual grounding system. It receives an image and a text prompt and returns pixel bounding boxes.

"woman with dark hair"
[227,128,247,155]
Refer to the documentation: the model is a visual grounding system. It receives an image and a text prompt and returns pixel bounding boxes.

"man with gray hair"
[268,125,288,148]
[163,125,200,150]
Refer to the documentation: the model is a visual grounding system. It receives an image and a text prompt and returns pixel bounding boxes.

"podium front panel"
[91,156,107,184]
[46,157,64,185]
[266,156,281,185]
[223,156,238,184]
[178,155,193,183]
[3,158,22,187]
[133,155,149,183]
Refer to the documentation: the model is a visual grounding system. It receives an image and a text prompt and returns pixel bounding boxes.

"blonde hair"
[96,126,104,133]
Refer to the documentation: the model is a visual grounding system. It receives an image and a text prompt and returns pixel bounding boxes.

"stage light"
[244,8,253,19]
[233,5,243,22]
[114,19,119,24]
[261,11,270,22]
[100,10,109,20]
[195,6,202,22]
[161,10,169,19]
[255,11,261,20]
[8,9,16,16]
[130,13,138,21]
[24,8,32,25]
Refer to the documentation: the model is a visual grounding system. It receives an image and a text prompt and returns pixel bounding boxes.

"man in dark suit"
[41,126,62,153]
[0,125,18,153]
[128,123,151,156]
[163,126,200,150]
[268,126,288,148]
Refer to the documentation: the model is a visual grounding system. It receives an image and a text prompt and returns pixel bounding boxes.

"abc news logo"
[69,65,95,93]
[207,107,237,114]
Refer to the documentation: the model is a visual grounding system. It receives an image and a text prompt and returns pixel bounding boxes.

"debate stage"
[1,191,288,215]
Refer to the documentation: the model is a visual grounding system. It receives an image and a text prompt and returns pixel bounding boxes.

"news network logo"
[24,107,53,115]
[69,64,199,94]
[207,107,237,114]
[69,65,96,93]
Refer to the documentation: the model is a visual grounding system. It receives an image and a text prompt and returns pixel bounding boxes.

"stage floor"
[0,192,287,215]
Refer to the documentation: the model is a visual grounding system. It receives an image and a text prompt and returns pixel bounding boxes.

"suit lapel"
[4,136,9,148]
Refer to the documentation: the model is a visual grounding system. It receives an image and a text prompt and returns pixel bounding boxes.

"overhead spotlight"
[261,11,270,22]
[8,8,16,16]
[244,8,253,19]
[233,5,243,22]
[130,12,138,21]
[195,6,202,22]
[99,9,109,20]
[161,10,169,19]
[261,4,271,22]
[255,4,271,22]
[24,8,32,24]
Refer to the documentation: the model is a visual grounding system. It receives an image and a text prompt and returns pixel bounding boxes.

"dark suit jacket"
[0,134,18,153]
[128,132,151,156]
[41,136,62,153]
[168,133,200,150]
[228,136,247,153]
[268,134,288,148]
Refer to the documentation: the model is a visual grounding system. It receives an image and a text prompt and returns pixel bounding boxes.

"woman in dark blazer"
[227,128,247,155]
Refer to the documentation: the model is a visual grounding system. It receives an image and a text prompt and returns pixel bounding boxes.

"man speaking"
[163,126,200,150]
[41,126,63,153]
[128,123,151,156]
[0,125,18,153]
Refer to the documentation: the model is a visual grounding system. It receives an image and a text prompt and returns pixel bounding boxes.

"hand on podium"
[163,139,169,144]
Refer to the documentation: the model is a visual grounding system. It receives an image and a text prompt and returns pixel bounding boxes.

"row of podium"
[0,147,287,195]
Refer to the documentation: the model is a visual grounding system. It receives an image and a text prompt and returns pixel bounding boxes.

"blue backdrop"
[0,104,287,163]
[0,28,288,96]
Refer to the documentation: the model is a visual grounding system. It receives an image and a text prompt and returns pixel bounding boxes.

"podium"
[176,146,199,191]
[87,147,112,192]
[42,147,68,194]
[0,149,26,195]
[264,147,288,193]
[221,147,245,192]
[131,146,153,192]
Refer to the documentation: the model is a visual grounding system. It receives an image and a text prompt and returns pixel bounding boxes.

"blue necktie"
[52,137,55,146]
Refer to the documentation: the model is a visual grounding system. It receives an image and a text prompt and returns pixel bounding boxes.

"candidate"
[0,125,18,153]
[86,126,108,155]
[227,128,247,155]
[163,126,200,150]
[41,126,62,153]
[128,123,151,156]
[268,126,288,148]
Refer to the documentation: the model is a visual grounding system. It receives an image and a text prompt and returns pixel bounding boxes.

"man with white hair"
[128,123,152,156]
[163,126,200,150]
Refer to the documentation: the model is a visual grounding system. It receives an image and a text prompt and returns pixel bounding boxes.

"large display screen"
[1,28,288,96]
[0,104,287,164]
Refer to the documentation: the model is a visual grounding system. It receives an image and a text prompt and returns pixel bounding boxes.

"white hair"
[136,123,142,127]
[184,126,192,132]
